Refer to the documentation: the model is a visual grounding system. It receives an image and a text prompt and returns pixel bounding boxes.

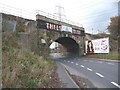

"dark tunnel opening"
[55,37,80,57]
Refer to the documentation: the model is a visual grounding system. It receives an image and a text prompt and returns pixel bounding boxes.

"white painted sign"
[61,25,72,33]
[85,37,109,54]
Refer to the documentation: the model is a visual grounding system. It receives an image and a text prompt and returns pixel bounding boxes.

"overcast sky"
[0,0,119,34]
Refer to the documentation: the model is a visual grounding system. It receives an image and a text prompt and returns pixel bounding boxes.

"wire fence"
[0,3,83,27]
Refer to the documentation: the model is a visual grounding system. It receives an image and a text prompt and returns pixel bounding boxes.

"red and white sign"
[46,22,61,31]
[72,29,81,35]
[85,37,109,54]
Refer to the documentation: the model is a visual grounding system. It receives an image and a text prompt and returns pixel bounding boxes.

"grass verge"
[2,33,60,88]
[84,51,119,60]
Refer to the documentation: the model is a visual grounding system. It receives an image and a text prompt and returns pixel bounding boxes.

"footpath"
[56,62,80,89]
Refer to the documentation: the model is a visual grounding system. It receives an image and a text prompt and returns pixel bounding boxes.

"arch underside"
[55,37,79,57]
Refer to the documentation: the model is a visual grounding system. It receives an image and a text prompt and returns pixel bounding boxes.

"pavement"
[56,62,80,88]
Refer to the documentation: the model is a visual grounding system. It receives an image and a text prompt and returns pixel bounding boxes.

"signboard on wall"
[61,25,72,33]
[36,20,61,31]
[36,19,85,36]
[85,37,109,54]
[46,22,61,31]
[72,29,81,34]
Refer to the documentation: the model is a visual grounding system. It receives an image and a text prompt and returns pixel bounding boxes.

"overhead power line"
[0,3,36,20]
[76,0,118,10]
[79,10,118,21]
[0,3,83,27]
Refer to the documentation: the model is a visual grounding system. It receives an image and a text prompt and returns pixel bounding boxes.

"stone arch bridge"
[36,14,85,56]
[1,13,85,57]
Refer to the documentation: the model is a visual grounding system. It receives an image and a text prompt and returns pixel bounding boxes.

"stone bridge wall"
[1,13,86,56]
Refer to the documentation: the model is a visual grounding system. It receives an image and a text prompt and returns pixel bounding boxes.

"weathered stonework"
[2,13,86,57]
[36,14,85,56]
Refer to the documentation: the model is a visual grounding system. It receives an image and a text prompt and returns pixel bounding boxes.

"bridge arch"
[54,37,79,57]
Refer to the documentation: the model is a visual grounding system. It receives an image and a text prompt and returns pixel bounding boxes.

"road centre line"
[111,82,120,88]
[107,63,114,65]
[81,65,85,68]
[71,62,74,63]
[96,72,104,78]
[75,63,79,65]
[68,61,70,62]
[87,68,92,71]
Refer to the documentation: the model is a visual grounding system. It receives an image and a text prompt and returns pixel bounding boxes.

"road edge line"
[84,58,120,62]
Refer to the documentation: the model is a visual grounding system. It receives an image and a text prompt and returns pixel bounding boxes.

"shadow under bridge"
[55,37,80,57]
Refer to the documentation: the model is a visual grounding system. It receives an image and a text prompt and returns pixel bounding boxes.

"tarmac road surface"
[51,53,120,88]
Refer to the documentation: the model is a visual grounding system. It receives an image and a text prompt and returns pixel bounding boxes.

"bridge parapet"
[2,13,86,57]
[36,10,83,28]
[36,14,85,36]
[36,14,85,56]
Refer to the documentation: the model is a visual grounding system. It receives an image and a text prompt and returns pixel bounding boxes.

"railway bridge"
[36,14,85,56]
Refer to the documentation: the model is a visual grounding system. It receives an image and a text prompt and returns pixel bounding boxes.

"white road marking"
[81,65,84,68]
[111,82,120,88]
[71,62,74,63]
[107,63,114,65]
[75,63,79,65]
[96,72,104,78]
[87,68,92,71]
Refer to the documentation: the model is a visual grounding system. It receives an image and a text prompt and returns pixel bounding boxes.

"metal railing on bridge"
[0,3,83,27]
[36,10,83,27]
